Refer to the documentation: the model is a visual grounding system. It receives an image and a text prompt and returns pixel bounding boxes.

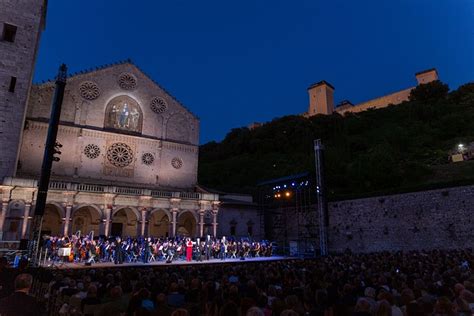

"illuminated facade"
[0,60,222,241]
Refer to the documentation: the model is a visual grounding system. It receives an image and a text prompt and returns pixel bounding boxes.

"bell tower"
[0,0,47,181]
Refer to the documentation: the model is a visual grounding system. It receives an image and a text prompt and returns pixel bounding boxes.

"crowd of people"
[1,249,474,315]
[42,234,274,265]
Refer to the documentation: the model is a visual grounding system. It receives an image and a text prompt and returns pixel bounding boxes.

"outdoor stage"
[40,256,290,270]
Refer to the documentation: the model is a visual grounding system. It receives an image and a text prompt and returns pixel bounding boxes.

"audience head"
[14,273,33,292]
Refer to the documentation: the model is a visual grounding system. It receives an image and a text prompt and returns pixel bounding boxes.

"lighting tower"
[314,139,328,256]
[27,64,67,265]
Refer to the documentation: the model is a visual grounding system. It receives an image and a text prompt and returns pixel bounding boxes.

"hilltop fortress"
[305,68,439,116]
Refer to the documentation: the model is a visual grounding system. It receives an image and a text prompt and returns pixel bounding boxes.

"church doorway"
[42,204,62,236]
[112,208,138,237]
[177,211,197,237]
[148,210,170,238]
[71,206,101,236]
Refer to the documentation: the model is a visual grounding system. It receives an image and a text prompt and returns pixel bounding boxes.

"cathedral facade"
[0,1,227,241]
[0,59,222,241]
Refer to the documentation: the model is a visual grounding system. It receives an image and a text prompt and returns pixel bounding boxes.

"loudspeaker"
[84,262,92,266]
[19,239,28,250]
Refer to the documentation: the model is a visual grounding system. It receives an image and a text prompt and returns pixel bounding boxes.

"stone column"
[103,207,112,237]
[140,209,147,236]
[212,210,218,238]
[63,205,72,236]
[21,203,31,238]
[0,201,8,240]
[199,210,205,238]
[171,209,178,237]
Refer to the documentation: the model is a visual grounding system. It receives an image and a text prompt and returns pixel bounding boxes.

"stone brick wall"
[0,0,46,181]
[328,185,474,253]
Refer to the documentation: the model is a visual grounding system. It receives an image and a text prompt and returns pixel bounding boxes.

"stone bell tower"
[0,0,47,182]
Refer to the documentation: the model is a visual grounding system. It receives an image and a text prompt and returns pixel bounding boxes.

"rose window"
[79,81,100,100]
[118,73,137,90]
[83,144,101,159]
[171,157,183,169]
[107,143,134,167]
[150,97,168,114]
[142,153,154,165]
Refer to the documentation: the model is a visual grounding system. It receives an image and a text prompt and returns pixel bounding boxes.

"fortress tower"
[307,80,335,115]
[0,0,47,181]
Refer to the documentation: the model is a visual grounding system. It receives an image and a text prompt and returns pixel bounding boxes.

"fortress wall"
[335,87,413,115]
[327,185,474,252]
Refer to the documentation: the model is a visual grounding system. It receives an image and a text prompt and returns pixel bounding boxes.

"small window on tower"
[8,76,17,92]
[2,23,17,42]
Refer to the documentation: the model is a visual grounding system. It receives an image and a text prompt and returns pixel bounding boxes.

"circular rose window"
[107,142,134,167]
[171,157,183,169]
[79,81,100,100]
[150,97,168,114]
[142,153,154,165]
[84,144,101,159]
[118,73,137,90]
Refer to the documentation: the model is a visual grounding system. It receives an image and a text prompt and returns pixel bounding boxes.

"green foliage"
[199,82,474,199]
[409,80,449,103]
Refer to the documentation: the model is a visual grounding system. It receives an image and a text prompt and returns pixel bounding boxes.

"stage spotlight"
[285,191,291,197]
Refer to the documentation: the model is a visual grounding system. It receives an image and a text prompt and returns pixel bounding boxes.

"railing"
[48,181,68,190]
[179,192,201,200]
[151,190,173,198]
[77,183,105,193]
[6,177,219,202]
[113,186,143,195]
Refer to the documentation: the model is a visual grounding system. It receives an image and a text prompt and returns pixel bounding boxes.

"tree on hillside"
[198,82,474,198]
[409,80,449,103]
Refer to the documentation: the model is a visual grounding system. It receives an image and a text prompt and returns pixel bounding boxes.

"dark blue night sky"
[34,0,474,144]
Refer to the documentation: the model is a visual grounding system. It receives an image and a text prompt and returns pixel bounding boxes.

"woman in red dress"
[186,238,193,262]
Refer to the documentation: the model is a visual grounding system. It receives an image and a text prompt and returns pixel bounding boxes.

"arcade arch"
[42,204,63,236]
[148,209,170,238]
[71,205,101,236]
[111,207,139,237]
[177,211,197,237]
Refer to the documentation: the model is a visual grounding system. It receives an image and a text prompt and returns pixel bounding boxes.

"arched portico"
[42,204,63,236]
[177,210,197,237]
[71,205,102,236]
[111,207,139,237]
[3,200,25,241]
[148,209,171,238]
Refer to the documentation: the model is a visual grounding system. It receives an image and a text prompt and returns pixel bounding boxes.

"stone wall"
[0,0,46,181]
[328,185,474,253]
